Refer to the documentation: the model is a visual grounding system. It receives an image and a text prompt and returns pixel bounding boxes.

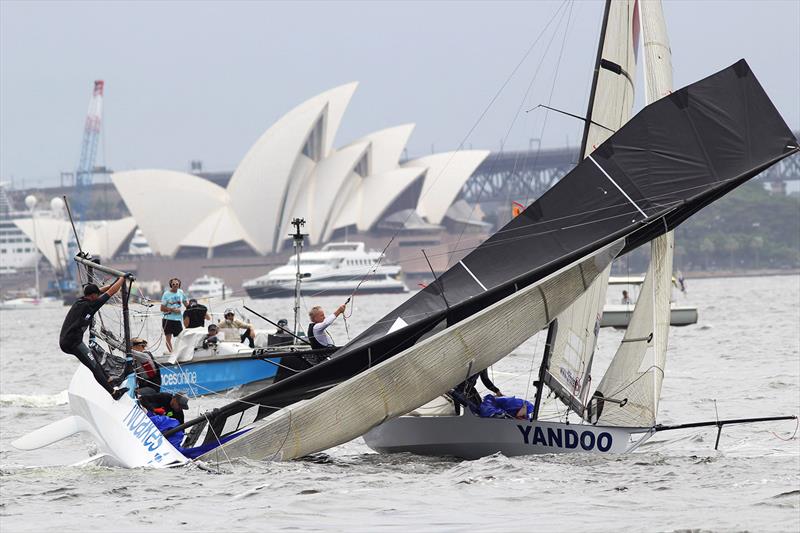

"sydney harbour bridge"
[462,133,800,205]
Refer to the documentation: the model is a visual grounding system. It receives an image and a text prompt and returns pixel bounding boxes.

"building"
[111,83,490,258]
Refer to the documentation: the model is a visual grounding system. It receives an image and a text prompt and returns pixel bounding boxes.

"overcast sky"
[1,0,798,188]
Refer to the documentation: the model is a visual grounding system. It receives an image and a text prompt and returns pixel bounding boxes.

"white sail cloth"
[200,240,623,462]
[595,232,673,427]
[544,0,640,416]
[593,0,675,428]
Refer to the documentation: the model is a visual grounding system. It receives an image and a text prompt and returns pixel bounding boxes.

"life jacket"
[307,323,326,350]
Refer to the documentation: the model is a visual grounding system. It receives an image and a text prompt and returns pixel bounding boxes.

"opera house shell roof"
[112,83,489,257]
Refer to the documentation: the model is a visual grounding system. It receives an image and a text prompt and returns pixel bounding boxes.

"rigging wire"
[446,0,575,272]
[333,1,572,306]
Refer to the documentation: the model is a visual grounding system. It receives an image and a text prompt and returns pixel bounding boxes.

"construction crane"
[58,80,105,296]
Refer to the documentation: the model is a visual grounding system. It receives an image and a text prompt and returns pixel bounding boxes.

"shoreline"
[681,268,800,279]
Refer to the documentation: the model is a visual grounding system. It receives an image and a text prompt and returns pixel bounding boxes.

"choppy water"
[1,275,798,532]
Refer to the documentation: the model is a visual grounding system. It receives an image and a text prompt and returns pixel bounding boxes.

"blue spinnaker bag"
[479,394,534,420]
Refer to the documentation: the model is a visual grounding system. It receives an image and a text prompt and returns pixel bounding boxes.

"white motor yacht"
[243,242,407,298]
[601,275,698,328]
[188,275,229,300]
[127,229,152,255]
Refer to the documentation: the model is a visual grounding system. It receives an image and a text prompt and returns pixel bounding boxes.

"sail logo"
[517,424,612,452]
[162,371,198,386]
[122,404,164,452]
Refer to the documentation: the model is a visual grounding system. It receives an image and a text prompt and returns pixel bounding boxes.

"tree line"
[620,182,799,273]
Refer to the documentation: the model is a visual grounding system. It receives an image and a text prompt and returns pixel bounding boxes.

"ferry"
[243,242,407,298]
[187,274,229,300]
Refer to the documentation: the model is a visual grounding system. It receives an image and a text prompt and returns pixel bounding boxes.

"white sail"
[594,0,674,428]
[543,0,640,415]
[202,241,623,461]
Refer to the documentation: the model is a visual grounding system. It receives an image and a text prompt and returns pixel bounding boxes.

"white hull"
[363,414,653,460]
[600,303,698,328]
[12,366,188,468]
[0,297,64,310]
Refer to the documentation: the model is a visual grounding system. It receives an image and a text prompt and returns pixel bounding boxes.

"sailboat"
[13,1,799,468]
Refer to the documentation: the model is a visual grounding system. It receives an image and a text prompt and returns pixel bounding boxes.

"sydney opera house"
[111,82,490,258]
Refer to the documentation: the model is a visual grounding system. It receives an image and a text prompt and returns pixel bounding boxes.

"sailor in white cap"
[217,308,256,347]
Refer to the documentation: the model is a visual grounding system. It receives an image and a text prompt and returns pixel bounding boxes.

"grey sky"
[1,0,798,188]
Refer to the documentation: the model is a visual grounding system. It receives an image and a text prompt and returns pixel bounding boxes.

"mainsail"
[592,0,675,427]
[190,59,797,451]
[541,0,640,417]
[201,241,623,461]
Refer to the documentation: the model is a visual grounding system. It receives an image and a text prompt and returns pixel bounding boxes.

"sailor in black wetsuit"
[453,369,503,414]
[59,276,128,399]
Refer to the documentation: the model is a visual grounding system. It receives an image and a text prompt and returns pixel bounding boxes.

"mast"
[579,0,613,157]
[290,218,308,342]
[532,320,557,420]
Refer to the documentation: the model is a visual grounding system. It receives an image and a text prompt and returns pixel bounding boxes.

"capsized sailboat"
[364,0,794,458]
[183,60,798,462]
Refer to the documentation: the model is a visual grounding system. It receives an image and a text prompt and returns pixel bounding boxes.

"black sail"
[194,60,797,444]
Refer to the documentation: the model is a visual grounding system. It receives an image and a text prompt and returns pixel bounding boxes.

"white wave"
[0,390,68,407]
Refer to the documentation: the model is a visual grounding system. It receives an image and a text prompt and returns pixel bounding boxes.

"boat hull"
[600,304,698,328]
[363,414,652,459]
[133,357,281,397]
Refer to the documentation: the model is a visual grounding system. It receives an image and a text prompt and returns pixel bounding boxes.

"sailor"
[307,304,346,349]
[146,404,185,450]
[130,337,161,393]
[453,369,503,414]
[621,290,632,305]
[141,391,189,424]
[183,298,210,329]
[59,277,129,400]
[275,318,289,335]
[203,323,220,349]
[218,308,255,348]
[161,278,189,353]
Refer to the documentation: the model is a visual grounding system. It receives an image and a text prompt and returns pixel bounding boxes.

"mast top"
[290,217,308,245]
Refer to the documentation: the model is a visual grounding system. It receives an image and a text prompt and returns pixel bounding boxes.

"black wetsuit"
[139,391,185,424]
[454,369,501,413]
[59,293,115,393]
[183,304,208,328]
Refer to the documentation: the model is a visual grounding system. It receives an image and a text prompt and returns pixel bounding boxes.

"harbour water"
[1,275,798,531]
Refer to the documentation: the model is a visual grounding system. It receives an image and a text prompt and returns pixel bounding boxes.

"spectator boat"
[187,274,229,300]
[601,276,698,328]
[242,242,407,298]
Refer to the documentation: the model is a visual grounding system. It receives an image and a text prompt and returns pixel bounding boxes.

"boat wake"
[0,390,68,407]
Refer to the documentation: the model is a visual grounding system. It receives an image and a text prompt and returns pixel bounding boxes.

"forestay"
[592,0,675,428]
[542,0,640,416]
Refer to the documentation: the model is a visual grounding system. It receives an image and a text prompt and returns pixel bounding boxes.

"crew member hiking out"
[307,304,346,350]
[59,277,129,400]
